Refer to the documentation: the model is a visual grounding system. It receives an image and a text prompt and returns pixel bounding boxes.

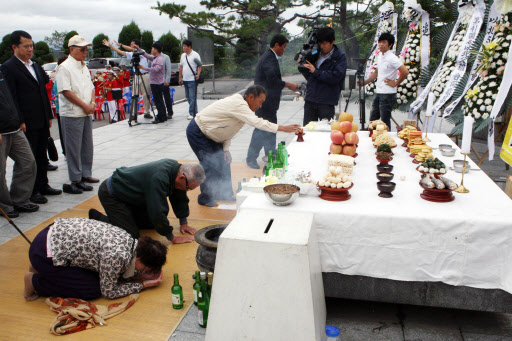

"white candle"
[461,115,474,154]
[425,92,435,117]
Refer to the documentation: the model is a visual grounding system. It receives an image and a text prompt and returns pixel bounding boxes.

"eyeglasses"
[183,174,191,191]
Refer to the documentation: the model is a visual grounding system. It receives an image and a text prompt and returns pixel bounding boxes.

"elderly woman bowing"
[24,217,167,301]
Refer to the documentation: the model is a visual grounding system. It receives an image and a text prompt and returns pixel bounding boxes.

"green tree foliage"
[0,34,12,64]
[44,30,68,51]
[33,41,54,65]
[141,30,154,51]
[63,30,79,55]
[118,21,141,46]
[152,0,315,56]
[233,37,259,77]
[92,33,112,58]
[158,31,181,62]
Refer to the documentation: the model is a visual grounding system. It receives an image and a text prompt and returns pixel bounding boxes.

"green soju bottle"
[265,151,275,177]
[193,271,201,306]
[207,272,214,297]
[281,141,289,171]
[171,273,183,309]
[198,272,209,328]
[274,148,284,179]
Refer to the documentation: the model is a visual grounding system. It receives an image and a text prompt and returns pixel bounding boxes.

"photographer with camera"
[298,27,347,126]
[103,39,152,118]
[358,33,408,129]
[138,41,167,124]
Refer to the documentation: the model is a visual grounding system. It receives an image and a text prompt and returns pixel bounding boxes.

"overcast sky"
[0,0,306,45]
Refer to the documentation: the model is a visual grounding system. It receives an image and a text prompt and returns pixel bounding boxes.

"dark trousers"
[303,100,335,126]
[25,127,49,194]
[247,129,276,162]
[186,119,233,204]
[163,84,174,116]
[369,93,396,129]
[30,226,102,300]
[150,83,167,122]
[97,180,154,239]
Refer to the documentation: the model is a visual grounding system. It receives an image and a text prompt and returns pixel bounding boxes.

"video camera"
[131,51,144,67]
[294,25,324,73]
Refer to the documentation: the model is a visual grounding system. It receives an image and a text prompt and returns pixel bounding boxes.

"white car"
[42,62,57,76]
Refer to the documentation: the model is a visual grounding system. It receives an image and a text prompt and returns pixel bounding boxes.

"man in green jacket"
[89,159,205,244]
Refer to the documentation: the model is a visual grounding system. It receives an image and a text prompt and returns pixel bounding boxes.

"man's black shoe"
[6,210,19,218]
[246,159,260,169]
[13,203,39,213]
[75,182,93,191]
[63,183,83,194]
[30,193,48,204]
[167,114,173,119]
[144,113,152,119]
[47,163,58,171]
[40,185,62,196]
[151,120,161,124]
[88,208,106,221]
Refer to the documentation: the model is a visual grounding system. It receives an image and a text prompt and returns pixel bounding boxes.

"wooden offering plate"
[377,157,393,165]
[419,182,455,203]
[318,183,353,201]
[401,138,408,147]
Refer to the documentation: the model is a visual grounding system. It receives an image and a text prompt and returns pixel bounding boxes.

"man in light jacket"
[186,85,300,207]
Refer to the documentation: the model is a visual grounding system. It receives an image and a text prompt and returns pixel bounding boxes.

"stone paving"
[2,83,512,340]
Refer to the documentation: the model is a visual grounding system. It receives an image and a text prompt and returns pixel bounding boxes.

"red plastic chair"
[117,98,127,121]
[94,98,106,121]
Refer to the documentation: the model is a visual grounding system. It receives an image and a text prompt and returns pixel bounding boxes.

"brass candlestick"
[455,153,470,193]
[423,117,431,142]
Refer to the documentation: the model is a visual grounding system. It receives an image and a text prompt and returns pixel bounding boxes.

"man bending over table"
[89,160,205,244]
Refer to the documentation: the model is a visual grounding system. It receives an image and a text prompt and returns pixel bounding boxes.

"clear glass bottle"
[325,326,340,341]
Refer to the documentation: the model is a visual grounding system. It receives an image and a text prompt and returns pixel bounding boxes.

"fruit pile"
[330,112,359,156]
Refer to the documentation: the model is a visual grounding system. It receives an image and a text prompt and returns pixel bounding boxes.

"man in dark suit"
[246,34,298,169]
[1,30,62,204]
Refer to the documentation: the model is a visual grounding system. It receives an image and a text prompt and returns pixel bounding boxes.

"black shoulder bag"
[185,55,204,84]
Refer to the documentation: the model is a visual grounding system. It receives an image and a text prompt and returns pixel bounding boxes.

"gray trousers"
[60,116,93,182]
[0,131,36,212]
[131,73,151,116]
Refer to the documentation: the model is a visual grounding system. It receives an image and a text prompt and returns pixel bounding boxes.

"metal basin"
[194,224,227,273]
[263,184,300,206]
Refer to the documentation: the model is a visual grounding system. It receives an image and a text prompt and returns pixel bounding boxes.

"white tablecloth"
[239,132,512,293]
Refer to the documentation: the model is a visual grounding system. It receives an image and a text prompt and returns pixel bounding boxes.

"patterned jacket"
[50,218,142,299]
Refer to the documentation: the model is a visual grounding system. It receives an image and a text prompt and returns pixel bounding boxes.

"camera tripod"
[353,58,369,131]
[128,68,156,126]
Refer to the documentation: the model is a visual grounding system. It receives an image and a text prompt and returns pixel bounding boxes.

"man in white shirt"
[57,35,98,195]
[179,40,202,120]
[186,85,300,207]
[360,33,409,129]
[103,39,152,119]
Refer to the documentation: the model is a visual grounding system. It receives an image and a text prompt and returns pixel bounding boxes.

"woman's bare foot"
[23,272,39,301]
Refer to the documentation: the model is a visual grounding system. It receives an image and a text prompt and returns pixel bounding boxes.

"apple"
[331,122,340,131]
[342,144,357,156]
[330,130,345,144]
[339,121,353,134]
[344,132,359,145]
[352,122,359,132]
[330,143,343,154]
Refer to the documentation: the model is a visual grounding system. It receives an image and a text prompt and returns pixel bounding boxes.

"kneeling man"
[90,159,205,244]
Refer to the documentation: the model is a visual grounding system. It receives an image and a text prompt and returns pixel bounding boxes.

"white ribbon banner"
[433,1,486,123]
[408,15,462,119]
[488,23,512,160]
[418,11,431,97]
[443,4,500,117]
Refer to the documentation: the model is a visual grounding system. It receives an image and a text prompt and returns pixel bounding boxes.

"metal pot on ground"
[194,224,227,273]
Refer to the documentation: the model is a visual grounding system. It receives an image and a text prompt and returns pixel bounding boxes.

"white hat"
[68,35,92,47]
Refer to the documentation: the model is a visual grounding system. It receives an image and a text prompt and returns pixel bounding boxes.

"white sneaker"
[187,115,194,120]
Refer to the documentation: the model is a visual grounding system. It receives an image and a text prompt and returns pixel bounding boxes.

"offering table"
[237,132,512,312]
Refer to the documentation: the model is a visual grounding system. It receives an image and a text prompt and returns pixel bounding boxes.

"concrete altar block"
[205,209,325,341]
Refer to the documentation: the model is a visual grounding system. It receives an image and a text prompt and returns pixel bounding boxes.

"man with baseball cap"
[56,35,99,194]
